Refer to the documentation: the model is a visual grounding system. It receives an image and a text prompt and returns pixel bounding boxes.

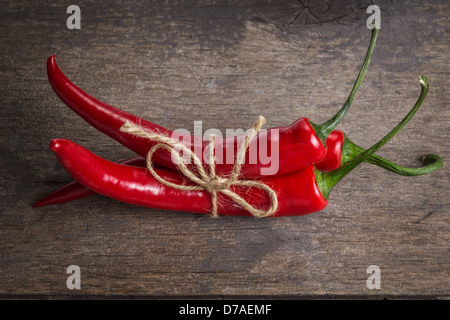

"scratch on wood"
[414,211,435,224]
[180,50,206,87]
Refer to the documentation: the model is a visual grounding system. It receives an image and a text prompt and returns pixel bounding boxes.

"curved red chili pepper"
[47,55,326,178]
[32,129,340,207]
[49,139,328,216]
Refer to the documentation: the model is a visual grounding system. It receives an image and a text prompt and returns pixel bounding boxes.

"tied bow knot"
[120,116,278,218]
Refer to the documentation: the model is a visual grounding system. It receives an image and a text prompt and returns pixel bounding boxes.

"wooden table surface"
[1,0,449,299]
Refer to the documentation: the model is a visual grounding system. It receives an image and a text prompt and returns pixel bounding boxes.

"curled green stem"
[342,137,444,176]
[317,75,433,200]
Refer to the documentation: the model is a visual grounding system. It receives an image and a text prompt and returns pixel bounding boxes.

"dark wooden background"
[1,0,449,298]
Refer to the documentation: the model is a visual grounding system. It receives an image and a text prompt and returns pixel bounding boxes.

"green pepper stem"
[342,137,443,176]
[312,28,379,146]
[316,75,432,200]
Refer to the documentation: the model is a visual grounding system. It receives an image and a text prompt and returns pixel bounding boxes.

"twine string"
[120,116,278,218]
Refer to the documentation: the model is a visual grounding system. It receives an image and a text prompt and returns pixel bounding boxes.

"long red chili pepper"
[33,126,442,208]
[47,54,323,177]
[47,76,433,216]
[46,29,379,178]
[48,138,328,216]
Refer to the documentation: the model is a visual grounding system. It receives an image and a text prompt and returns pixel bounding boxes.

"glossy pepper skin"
[315,130,344,172]
[47,55,326,178]
[32,156,146,207]
[49,139,328,217]
[33,129,336,207]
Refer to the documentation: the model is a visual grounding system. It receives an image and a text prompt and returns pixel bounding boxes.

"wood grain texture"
[0,0,449,298]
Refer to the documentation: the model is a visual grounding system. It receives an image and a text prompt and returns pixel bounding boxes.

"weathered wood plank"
[0,0,449,297]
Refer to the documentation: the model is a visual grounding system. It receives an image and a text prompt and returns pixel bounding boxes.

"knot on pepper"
[206,176,228,192]
[120,116,278,218]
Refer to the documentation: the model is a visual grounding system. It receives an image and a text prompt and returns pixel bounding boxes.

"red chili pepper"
[47,54,325,178]
[44,76,436,216]
[49,138,328,216]
[34,128,442,208]
[47,55,324,177]
[46,29,379,179]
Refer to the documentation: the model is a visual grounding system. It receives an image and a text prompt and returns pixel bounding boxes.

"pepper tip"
[49,139,63,153]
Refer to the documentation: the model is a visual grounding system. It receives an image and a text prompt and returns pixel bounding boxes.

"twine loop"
[120,116,278,218]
